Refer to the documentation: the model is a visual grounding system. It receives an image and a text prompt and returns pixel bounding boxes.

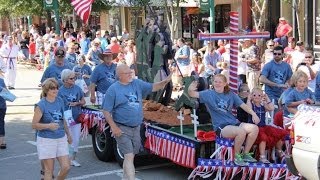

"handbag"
[64,106,76,127]
[0,87,16,102]
[75,78,89,93]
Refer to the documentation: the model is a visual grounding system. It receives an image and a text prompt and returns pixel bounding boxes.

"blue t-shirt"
[175,45,190,66]
[80,38,90,55]
[41,63,72,87]
[0,78,6,109]
[88,49,102,65]
[248,104,266,126]
[315,73,320,101]
[100,37,108,51]
[73,64,92,86]
[203,52,220,77]
[261,60,292,101]
[90,63,117,94]
[58,85,84,122]
[284,88,315,116]
[65,53,77,68]
[36,97,65,139]
[102,79,153,127]
[199,90,243,131]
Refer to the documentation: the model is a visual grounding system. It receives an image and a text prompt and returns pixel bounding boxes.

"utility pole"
[53,0,60,35]
[209,0,215,33]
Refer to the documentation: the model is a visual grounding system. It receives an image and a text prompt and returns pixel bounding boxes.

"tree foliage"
[0,0,113,18]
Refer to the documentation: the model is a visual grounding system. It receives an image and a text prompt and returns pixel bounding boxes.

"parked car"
[286,105,320,180]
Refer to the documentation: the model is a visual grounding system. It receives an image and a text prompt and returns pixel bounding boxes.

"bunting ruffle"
[80,108,106,139]
[144,125,197,168]
[188,159,299,180]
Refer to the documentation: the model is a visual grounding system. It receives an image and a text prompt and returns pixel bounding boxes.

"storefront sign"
[43,0,54,10]
[200,0,209,11]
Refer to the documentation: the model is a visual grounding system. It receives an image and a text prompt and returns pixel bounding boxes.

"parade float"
[80,12,300,179]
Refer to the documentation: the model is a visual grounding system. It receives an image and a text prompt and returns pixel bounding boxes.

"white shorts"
[36,135,69,160]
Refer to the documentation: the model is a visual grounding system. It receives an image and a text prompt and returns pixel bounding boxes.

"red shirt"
[29,42,36,54]
[276,22,292,37]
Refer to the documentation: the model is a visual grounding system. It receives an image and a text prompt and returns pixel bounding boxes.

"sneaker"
[259,156,270,164]
[242,153,258,162]
[71,160,81,167]
[234,153,249,166]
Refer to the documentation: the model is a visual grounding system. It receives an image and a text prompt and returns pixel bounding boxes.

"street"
[0,64,191,180]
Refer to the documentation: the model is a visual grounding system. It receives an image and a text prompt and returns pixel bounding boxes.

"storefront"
[313,0,320,59]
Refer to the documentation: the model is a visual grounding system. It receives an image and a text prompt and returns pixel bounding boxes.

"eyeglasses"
[273,53,282,56]
[69,77,76,80]
[121,72,133,75]
[268,44,274,46]
[305,56,312,58]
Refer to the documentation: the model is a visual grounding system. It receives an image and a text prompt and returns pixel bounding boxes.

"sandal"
[0,143,6,149]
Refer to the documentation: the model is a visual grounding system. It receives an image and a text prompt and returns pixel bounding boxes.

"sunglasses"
[49,86,58,90]
[268,44,274,46]
[69,77,76,80]
[241,90,250,93]
[252,94,262,97]
[305,56,312,58]
[273,53,282,55]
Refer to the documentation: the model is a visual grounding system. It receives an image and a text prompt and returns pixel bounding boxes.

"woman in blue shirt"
[32,78,72,180]
[58,69,85,167]
[188,74,260,166]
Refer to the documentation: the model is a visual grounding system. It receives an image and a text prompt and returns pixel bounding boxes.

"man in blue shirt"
[102,64,172,180]
[89,49,117,105]
[41,47,72,87]
[259,46,292,105]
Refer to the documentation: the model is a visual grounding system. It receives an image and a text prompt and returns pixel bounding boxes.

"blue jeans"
[0,108,6,136]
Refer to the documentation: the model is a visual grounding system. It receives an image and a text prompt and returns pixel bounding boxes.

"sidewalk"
[6,64,43,117]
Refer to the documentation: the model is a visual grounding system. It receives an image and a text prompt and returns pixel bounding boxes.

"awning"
[186,7,200,15]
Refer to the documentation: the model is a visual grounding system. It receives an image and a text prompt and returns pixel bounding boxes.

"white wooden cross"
[191,109,199,138]
[177,111,184,135]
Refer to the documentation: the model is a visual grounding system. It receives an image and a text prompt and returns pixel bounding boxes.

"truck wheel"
[92,125,114,162]
[113,139,124,167]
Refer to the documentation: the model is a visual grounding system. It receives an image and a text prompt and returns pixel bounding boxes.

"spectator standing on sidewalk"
[275,17,292,48]
[0,36,20,89]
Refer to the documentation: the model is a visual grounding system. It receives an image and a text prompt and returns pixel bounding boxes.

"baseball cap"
[279,17,286,21]
[55,48,66,58]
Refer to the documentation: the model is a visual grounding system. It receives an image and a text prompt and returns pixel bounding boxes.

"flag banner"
[144,125,198,168]
[71,0,94,24]
[188,158,299,180]
[80,108,105,138]
[198,32,270,41]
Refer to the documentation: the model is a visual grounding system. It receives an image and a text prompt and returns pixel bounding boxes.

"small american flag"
[144,126,196,168]
[71,0,94,24]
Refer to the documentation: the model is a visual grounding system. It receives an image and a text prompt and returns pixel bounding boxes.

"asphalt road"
[0,64,191,180]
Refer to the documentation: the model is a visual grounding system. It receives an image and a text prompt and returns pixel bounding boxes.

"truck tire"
[92,125,114,162]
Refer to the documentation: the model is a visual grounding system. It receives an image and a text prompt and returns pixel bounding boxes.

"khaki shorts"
[115,123,141,155]
[36,135,69,160]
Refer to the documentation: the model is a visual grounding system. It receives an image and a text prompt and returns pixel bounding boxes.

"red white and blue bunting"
[188,158,298,180]
[144,126,197,168]
[80,108,106,138]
